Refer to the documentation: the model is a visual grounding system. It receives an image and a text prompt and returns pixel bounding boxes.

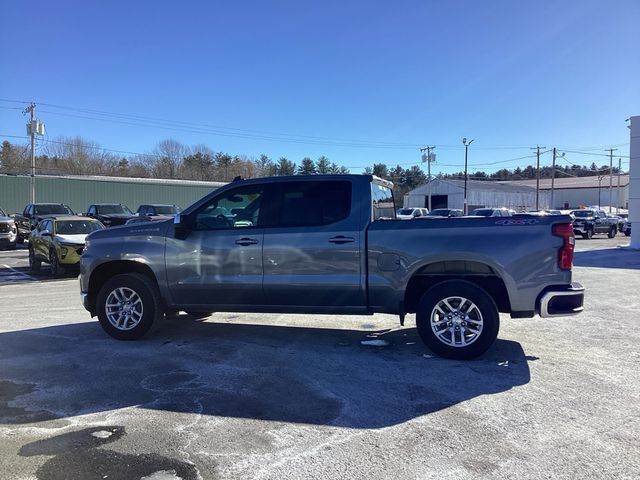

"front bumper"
[81,292,90,310]
[58,245,84,265]
[573,224,587,235]
[0,232,17,245]
[539,282,584,318]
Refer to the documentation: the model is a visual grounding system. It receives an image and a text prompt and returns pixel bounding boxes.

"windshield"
[153,206,178,215]
[398,209,415,215]
[55,220,104,235]
[97,205,132,215]
[0,207,6,217]
[471,209,493,217]
[572,210,594,218]
[34,204,74,215]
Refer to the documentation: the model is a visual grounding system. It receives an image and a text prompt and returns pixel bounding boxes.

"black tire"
[625,231,631,237]
[607,227,616,238]
[416,280,499,360]
[582,228,593,240]
[28,247,41,271]
[96,273,161,340]
[49,249,65,277]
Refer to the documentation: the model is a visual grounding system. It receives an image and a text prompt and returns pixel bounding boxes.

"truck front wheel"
[607,226,617,238]
[416,280,499,360]
[96,273,160,340]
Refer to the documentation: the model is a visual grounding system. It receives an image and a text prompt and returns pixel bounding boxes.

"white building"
[503,175,629,210]
[403,178,549,211]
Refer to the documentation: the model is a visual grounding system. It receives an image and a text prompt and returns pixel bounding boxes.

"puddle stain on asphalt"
[0,380,58,424]
[19,426,203,480]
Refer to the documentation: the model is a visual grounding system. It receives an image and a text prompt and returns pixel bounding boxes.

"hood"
[97,213,135,219]
[87,219,172,241]
[56,233,89,245]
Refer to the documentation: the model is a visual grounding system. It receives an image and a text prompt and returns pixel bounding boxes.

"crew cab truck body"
[14,203,75,243]
[79,175,584,359]
[571,209,618,239]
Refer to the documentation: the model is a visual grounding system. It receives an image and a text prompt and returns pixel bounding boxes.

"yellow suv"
[29,216,104,276]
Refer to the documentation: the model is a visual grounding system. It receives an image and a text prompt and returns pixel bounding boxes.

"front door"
[262,179,365,309]
[166,184,267,307]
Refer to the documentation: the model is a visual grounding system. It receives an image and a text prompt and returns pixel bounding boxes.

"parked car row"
[1,202,180,259]
[395,205,628,241]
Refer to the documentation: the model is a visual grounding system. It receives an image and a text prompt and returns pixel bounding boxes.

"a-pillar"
[630,115,640,248]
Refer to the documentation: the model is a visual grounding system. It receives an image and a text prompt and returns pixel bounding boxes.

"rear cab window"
[371,181,395,221]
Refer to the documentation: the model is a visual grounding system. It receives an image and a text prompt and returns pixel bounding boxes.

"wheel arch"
[87,260,160,316]
[403,260,512,314]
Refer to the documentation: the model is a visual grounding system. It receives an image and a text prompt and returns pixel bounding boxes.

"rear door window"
[274,181,351,227]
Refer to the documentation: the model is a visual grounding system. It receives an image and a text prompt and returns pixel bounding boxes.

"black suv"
[86,204,136,227]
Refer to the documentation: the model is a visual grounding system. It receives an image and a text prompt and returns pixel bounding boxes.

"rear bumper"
[539,282,584,318]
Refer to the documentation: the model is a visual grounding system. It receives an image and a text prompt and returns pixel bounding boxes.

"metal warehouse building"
[0,174,225,215]
[403,178,550,212]
[503,175,629,210]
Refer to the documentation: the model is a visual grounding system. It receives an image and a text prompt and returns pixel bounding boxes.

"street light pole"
[462,138,474,214]
[598,174,605,207]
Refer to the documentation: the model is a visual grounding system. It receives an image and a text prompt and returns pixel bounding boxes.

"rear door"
[262,179,365,309]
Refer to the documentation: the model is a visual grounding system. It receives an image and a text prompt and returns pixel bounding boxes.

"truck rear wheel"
[607,226,616,238]
[96,273,160,340]
[416,280,499,360]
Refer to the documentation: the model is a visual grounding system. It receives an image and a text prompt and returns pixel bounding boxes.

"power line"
[6,98,628,153]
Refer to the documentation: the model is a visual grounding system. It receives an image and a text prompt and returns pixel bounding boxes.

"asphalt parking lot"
[1,236,639,480]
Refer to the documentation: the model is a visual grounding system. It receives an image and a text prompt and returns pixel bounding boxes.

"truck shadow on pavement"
[573,247,640,270]
[0,317,531,430]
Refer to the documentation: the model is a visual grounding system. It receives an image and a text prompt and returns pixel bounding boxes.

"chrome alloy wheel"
[105,287,144,331]
[430,296,483,347]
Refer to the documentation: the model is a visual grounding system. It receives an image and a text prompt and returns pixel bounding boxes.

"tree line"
[0,137,621,201]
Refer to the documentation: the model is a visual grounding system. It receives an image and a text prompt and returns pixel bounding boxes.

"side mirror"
[174,213,194,240]
[41,230,51,237]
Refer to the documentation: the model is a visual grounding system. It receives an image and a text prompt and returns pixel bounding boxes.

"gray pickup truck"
[79,175,584,359]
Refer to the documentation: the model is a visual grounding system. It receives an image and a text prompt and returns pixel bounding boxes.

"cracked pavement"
[0,237,639,479]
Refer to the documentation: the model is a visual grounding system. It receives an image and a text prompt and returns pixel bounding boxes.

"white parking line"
[1,264,36,282]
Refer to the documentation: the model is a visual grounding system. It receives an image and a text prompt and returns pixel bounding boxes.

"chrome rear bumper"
[539,282,585,318]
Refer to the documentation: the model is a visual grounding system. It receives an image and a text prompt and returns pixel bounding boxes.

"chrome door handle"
[235,238,259,246]
[328,236,355,244]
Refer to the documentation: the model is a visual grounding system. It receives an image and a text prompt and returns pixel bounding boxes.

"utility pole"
[551,148,565,210]
[531,145,545,210]
[606,148,617,213]
[24,103,37,203]
[462,138,474,214]
[617,158,622,213]
[420,146,436,211]
[551,148,556,209]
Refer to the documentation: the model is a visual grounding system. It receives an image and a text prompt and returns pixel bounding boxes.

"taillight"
[553,223,575,270]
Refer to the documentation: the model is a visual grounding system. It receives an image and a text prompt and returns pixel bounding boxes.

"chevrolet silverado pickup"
[79,175,584,359]
[571,209,618,239]
[14,203,75,243]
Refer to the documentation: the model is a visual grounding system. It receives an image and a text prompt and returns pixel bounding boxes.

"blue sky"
[1,0,638,175]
